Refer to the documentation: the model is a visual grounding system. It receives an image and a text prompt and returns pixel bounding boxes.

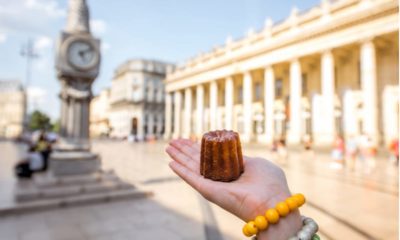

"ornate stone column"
[196,84,204,137]
[173,91,182,138]
[321,50,336,144]
[243,71,253,142]
[183,88,192,138]
[288,59,302,144]
[264,66,275,144]
[225,77,234,130]
[164,93,172,139]
[209,81,218,131]
[360,40,378,143]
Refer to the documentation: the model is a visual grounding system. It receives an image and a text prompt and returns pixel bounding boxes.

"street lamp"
[20,39,39,132]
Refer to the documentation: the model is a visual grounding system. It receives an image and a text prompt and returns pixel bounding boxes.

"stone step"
[33,170,119,187]
[15,179,133,202]
[1,188,153,215]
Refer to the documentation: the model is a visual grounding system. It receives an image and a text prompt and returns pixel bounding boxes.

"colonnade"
[165,40,379,144]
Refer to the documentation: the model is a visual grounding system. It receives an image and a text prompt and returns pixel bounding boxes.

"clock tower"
[52,0,101,175]
[56,0,100,148]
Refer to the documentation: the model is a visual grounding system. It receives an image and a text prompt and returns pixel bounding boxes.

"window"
[255,82,262,101]
[275,79,283,98]
[302,73,308,96]
[238,86,243,103]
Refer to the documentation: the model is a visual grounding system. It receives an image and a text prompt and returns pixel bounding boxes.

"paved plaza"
[0,140,398,240]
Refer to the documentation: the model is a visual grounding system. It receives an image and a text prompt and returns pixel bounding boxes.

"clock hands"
[78,47,93,62]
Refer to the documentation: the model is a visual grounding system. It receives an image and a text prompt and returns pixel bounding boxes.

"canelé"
[200,130,244,182]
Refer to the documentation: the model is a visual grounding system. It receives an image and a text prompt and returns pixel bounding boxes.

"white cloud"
[24,0,65,18]
[0,0,66,34]
[34,36,53,51]
[27,86,47,112]
[0,33,6,43]
[90,19,107,35]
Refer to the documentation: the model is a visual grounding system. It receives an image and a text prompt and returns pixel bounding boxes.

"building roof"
[0,80,24,92]
[113,58,175,77]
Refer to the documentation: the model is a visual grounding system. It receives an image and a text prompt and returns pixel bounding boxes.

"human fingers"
[169,139,201,162]
[166,145,199,173]
[179,138,201,152]
[169,161,217,201]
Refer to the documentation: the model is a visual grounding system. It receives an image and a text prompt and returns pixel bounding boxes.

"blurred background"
[0,0,398,239]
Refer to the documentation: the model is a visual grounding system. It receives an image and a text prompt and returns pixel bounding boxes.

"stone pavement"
[0,140,398,240]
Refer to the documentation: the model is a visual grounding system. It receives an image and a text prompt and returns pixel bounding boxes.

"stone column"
[321,50,336,144]
[157,112,164,137]
[225,77,234,130]
[183,88,192,138]
[360,40,378,143]
[164,93,172,139]
[67,98,75,138]
[264,66,275,143]
[243,72,253,142]
[147,113,154,138]
[288,59,302,144]
[173,91,182,138]
[209,81,218,131]
[196,84,204,137]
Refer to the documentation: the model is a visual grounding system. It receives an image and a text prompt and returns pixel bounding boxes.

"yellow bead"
[245,221,258,235]
[275,201,290,217]
[254,215,268,231]
[242,225,253,237]
[285,197,299,211]
[265,208,280,224]
[293,193,306,206]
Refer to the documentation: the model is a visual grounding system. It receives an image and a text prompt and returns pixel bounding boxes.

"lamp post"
[20,38,39,132]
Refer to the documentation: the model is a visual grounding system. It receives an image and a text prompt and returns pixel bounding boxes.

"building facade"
[90,88,111,137]
[0,80,26,138]
[109,59,173,140]
[164,0,399,146]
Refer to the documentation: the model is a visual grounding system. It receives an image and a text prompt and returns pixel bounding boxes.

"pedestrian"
[35,132,52,171]
[345,135,358,170]
[166,139,317,240]
[331,135,345,168]
[389,138,399,166]
[302,134,312,151]
[359,135,377,174]
[277,138,288,165]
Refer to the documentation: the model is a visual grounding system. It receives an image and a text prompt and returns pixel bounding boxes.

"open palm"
[166,138,301,239]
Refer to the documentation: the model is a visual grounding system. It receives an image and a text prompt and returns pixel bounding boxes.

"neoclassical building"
[109,59,174,140]
[90,88,111,137]
[164,0,398,146]
[0,80,26,138]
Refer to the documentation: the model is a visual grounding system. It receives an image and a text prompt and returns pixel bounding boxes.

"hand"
[166,138,302,240]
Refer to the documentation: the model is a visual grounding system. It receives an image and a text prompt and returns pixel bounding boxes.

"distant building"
[0,80,26,138]
[164,0,398,146]
[90,88,111,137]
[109,59,174,140]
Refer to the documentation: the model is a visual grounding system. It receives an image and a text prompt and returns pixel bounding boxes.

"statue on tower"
[52,0,101,176]
[56,0,100,149]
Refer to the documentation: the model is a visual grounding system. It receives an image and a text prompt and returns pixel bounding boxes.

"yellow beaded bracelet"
[242,193,306,237]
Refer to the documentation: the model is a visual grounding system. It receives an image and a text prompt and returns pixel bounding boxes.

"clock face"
[67,40,99,70]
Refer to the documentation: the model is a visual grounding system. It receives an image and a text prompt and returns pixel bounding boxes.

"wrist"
[254,192,303,240]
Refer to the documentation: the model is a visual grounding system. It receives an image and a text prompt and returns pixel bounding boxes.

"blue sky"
[0,0,319,120]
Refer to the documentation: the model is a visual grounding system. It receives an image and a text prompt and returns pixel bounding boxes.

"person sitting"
[15,146,44,179]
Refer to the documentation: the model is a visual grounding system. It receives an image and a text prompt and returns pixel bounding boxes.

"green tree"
[52,119,60,133]
[28,110,51,131]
